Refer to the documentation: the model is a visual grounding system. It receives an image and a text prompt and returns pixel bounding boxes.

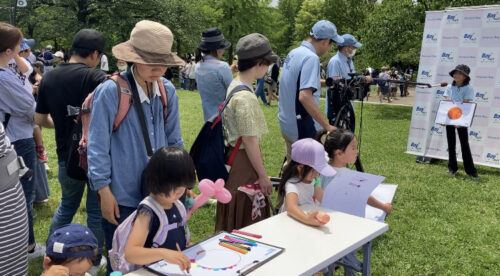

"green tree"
[293,0,325,43]
[277,0,304,54]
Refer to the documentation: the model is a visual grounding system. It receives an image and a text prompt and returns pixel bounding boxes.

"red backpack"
[77,72,168,171]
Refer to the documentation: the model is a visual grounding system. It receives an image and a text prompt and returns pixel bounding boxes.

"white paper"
[321,169,384,218]
[146,232,282,276]
[434,101,476,127]
[365,184,398,222]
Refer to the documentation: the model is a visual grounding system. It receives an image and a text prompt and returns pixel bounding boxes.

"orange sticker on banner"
[448,107,462,120]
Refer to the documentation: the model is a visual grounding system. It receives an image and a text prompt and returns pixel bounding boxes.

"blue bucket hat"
[20,39,30,51]
[339,34,362,48]
[310,20,344,44]
[46,223,98,258]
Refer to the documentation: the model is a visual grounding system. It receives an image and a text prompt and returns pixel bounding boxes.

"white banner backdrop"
[406,6,500,169]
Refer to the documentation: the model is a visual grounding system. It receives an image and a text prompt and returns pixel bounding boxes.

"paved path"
[363,86,416,107]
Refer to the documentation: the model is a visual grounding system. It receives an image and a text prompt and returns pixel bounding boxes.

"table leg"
[362,241,373,276]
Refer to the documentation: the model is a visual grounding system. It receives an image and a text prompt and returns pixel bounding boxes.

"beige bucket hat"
[112,20,184,66]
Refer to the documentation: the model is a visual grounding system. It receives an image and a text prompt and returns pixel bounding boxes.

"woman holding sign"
[443,64,478,180]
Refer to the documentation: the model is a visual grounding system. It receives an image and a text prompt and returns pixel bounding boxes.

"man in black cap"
[34,28,107,272]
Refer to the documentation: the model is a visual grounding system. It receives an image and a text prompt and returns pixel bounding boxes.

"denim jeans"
[49,161,104,264]
[34,160,50,201]
[255,78,268,105]
[103,205,137,275]
[13,138,36,245]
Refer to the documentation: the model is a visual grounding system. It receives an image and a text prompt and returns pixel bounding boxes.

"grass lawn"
[29,89,499,275]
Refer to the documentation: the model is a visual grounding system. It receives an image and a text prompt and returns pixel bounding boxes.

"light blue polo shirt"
[278,41,321,141]
[326,52,355,115]
[443,84,474,103]
[195,55,233,121]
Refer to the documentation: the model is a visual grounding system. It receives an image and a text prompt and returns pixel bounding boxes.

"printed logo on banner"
[423,32,439,45]
[478,49,498,67]
[445,13,460,25]
[474,89,489,104]
[491,111,500,126]
[417,68,434,82]
[434,88,446,100]
[485,10,500,24]
[468,129,484,143]
[440,49,456,64]
[460,30,479,47]
[408,141,423,152]
[430,124,444,137]
[484,151,500,165]
[413,105,428,117]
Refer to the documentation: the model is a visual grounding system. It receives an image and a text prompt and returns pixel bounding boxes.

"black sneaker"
[469,173,480,180]
[447,170,457,176]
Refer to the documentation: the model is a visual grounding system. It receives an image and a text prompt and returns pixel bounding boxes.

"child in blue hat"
[43,223,98,276]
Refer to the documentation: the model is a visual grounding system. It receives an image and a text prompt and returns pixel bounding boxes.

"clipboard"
[434,100,477,127]
[144,231,284,276]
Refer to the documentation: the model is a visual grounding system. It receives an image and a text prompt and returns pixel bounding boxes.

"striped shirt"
[0,122,12,158]
[0,181,28,275]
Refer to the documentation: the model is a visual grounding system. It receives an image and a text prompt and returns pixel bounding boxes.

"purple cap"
[291,138,337,176]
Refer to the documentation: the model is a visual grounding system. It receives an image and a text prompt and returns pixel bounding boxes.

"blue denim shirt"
[443,84,474,103]
[0,67,35,142]
[195,55,233,121]
[326,52,355,116]
[278,41,322,141]
[87,72,183,208]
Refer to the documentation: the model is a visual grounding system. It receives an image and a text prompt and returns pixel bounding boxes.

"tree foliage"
[2,0,499,71]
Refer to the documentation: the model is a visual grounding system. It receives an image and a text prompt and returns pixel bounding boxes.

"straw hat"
[112,20,184,66]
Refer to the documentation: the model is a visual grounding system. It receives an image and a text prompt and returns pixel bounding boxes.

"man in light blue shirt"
[326,34,371,120]
[278,20,343,162]
[194,27,233,121]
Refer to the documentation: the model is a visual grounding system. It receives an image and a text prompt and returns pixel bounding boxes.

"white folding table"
[126,205,387,276]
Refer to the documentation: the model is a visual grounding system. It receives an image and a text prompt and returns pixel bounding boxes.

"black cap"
[449,64,470,79]
[198,28,231,51]
[72,29,105,52]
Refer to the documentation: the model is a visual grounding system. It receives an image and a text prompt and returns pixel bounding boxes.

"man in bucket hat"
[86,20,184,275]
[35,28,107,272]
[194,27,233,121]
[278,20,343,166]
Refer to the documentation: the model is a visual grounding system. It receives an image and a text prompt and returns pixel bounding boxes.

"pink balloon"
[186,179,232,220]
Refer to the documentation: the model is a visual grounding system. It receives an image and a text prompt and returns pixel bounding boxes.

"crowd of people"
[0,16,477,276]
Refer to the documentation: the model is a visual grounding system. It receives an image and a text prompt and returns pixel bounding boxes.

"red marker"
[232,229,262,239]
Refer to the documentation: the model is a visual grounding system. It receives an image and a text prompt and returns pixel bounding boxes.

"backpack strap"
[213,84,249,166]
[210,84,250,130]
[157,78,168,124]
[174,200,190,245]
[126,71,154,157]
[143,197,190,248]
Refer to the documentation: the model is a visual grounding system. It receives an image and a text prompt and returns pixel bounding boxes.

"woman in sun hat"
[215,33,278,232]
[86,20,185,275]
[194,27,233,121]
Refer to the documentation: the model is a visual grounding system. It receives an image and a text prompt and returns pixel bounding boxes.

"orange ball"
[315,211,330,224]
[448,106,462,120]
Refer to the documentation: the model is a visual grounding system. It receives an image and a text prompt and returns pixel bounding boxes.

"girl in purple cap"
[277,138,337,226]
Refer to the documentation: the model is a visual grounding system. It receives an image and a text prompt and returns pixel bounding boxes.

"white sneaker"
[207,198,217,205]
[88,257,107,276]
[27,243,46,260]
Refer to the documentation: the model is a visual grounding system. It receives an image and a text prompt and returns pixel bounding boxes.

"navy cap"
[46,223,98,258]
[310,20,344,43]
[339,34,362,48]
